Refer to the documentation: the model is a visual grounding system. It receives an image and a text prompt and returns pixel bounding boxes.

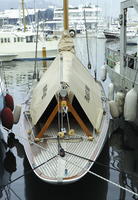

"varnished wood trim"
[37,104,58,138]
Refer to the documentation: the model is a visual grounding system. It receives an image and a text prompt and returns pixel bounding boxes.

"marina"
[0,0,138,199]
[0,36,137,199]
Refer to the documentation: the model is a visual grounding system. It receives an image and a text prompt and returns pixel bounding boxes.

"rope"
[2,124,138,197]
[2,127,138,197]
[62,149,138,196]
[0,155,57,189]
[64,150,138,196]
[88,170,138,197]
[66,110,71,131]
[65,150,138,179]
[58,94,61,132]
[2,125,57,157]
[9,187,22,200]
[3,125,138,180]
[61,109,64,131]
[83,9,91,70]
[14,123,138,182]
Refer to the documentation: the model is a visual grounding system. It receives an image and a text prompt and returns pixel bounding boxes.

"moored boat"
[105,0,138,126]
[0,54,17,62]
[103,30,120,40]
[20,0,110,184]
[0,31,59,61]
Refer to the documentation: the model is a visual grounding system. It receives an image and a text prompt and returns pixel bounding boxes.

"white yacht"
[0,54,17,62]
[0,0,59,62]
[0,30,59,61]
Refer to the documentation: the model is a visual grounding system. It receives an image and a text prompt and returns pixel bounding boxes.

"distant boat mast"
[20,0,26,32]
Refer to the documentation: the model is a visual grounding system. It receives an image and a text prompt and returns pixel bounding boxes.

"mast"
[63,0,69,31]
[21,0,26,32]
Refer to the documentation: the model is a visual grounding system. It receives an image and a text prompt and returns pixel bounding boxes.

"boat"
[105,0,138,126]
[0,54,17,62]
[0,28,59,61]
[104,25,138,45]
[0,0,59,62]
[20,0,110,184]
[103,29,120,40]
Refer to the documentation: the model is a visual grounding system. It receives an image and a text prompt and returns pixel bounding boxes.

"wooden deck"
[23,108,109,184]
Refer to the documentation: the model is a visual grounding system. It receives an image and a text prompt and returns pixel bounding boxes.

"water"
[0,37,138,200]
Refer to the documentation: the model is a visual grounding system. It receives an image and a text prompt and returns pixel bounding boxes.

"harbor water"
[0,36,138,200]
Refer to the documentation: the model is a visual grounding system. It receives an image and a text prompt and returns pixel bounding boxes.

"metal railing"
[105,48,120,68]
[105,47,138,70]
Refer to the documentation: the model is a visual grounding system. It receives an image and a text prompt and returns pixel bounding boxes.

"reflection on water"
[109,122,138,200]
[0,131,25,200]
[0,38,138,199]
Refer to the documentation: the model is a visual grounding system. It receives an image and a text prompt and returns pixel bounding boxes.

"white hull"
[106,63,138,125]
[106,64,137,92]
[20,32,110,184]
[0,31,59,61]
[21,82,110,184]
[0,54,17,62]
[13,49,57,61]
[127,36,138,45]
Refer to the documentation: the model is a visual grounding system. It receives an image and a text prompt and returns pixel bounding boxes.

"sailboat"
[21,0,110,184]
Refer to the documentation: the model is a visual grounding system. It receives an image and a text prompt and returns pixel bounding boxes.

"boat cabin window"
[0,38,10,43]
[1,38,4,43]
[14,37,24,43]
[17,37,20,42]
[26,36,33,43]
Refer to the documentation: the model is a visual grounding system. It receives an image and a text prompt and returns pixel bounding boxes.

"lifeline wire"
[2,126,138,196]
[0,155,57,189]
[2,135,138,197]
[3,125,138,180]
[64,150,138,197]
[9,187,22,200]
